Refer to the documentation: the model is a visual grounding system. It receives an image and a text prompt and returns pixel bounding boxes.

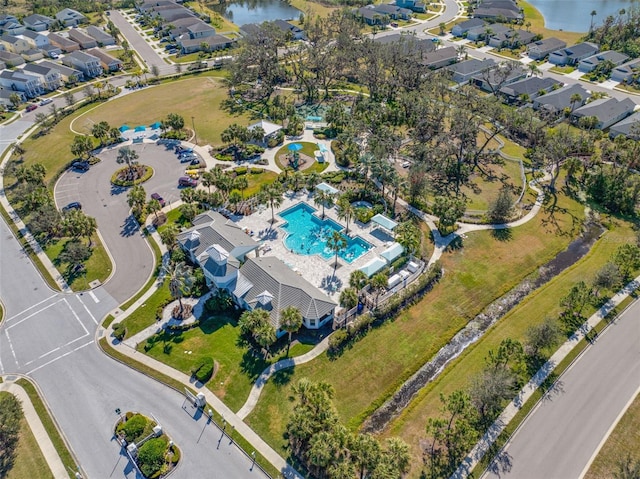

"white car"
[402,161,411,168]
[40,98,53,106]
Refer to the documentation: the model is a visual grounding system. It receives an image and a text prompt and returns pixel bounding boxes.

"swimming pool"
[279,203,372,264]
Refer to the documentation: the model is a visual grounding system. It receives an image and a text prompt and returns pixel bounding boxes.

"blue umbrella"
[119,125,130,132]
[288,143,303,152]
[134,125,146,132]
[150,121,162,129]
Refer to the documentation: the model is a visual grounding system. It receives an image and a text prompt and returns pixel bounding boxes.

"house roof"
[0,34,22,44]
[187,21,215,34]
[381,242,404,262]
[55,8,86,21]
[66,50,100,63]
[20,30,47,41]
[528,37,565,52]
[0,50,23,62]
[249,119,282,136]
[68,28,96,43]
[580,50,629,66]
[316,182,339,195]
[472,64,526,87]
[609,111,640,138]
[359,257,387,277]
[86,25,115,42]
[417,46,457,67]
[467,23,510,37]
[573,97,636,123]
[491,29,536,44]
[86,48,121,65]
[23,14,53,25]
[47,32,79,48]
[237,256,336,328]
[178,210,259,259]
[0,69,38,82]
[453,18,486,32]
[22,62,57,75]
[474,6,522,19]
[556,42,599,59]
[372,214,398,231]
[374,33,436,55]
[273,19,303,35]
[534,84,590,111]
[39,60,82,76]
[499,76,562,98]
[612,58,640,75]
[446,58,495,75]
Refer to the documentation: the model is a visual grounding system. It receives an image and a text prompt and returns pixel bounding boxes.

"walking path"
[452,274,640,479]
[0,377,71,479]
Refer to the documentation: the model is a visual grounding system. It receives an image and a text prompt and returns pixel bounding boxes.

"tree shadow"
[121,214,140,237]
[484,443,513,478]
[491,227,512,242]
[239,349,269,382]
[445,235,464,252]
[272,366,295,387]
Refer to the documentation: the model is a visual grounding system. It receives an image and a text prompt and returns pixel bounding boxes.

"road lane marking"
[26,340,94,375]
[75,294,99,324]
[5,293,58,323]
[23,334,90,366]
[88,291,100,304]
[0,352,4,374]
[63,298,89,336]
[6,299,63,329]
[4,330,18,366]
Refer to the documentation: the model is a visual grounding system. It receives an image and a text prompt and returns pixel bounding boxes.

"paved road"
[54,142,190,302]
[0,215,268,478]
[108,9,175,75]
[482,301,640,479]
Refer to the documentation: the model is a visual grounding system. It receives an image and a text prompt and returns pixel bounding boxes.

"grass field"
[585,391,640,479]
[0,391,53,479]
[245,186,586,457]
[384,215,636,477]
[141,314,315,412]
[119,282,172,338]
[73,77,251,147]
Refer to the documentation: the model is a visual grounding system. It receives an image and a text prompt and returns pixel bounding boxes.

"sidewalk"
[452,275,640,478]
[0,378,71,479]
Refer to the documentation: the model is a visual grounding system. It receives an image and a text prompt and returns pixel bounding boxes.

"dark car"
[150,193,166,207]
[62,201,82,212]
[178,176,197,187]
[26,104,38,112]
[190,158,202,166]
[71,160,90,171]
[180,155,196,163]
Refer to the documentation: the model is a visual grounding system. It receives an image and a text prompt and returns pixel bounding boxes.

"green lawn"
[141,314,315,411]
[1,391,53,479]
[242,169,279,197]
[245,186,586,458]
[459,158,523,211]
[119,282,172,339]
[74,77,251,146]
[275,142,329,173]
[384,216,637,478]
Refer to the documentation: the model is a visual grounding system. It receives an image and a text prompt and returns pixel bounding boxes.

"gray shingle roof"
[237,256,336,329]
[573,97,636,123]
[446,57,495,75]
[534,84,590,111]
[499,76,562,98]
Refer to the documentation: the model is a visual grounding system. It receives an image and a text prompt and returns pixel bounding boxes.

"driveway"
[482,300,640,479]
[54,141,189,303]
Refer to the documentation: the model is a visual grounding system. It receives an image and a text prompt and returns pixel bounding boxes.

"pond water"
[211,0,302,27]
[527,0,639,33]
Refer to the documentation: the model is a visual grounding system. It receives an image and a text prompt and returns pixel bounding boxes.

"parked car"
[178,176,197,187]
[26,104,37,112]
[175,146,192,154]
[184,169,200,178]
[150,192,166,207]
[180,156,196,163]
[402,161,411,168]
[62,201,82,212]
[50,52,59,59]
[71,160,90,171]
[190,158,202,166]
[40,98,53,106]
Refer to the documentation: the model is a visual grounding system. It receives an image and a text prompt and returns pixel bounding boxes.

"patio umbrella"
[119,125,130,132]
[150,121,162,129]
[134,125,146,132]
[287,143,303,152]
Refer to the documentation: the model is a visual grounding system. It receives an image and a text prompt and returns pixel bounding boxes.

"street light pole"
[191,116,197,146]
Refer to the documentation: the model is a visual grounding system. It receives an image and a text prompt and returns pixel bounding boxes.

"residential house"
[248,120,283,144]
[167,17,204,40]
[471,64,527,91]
[499,76,563,103]
[446,57,496,84]
[610,58,640,83]
[548,42,599,66]
[373,33,437,56]
[62,51,103,78]
[234,256,337,333]
[20,30,50,49]
[0,14,19,29]
[85,26,116,46]
[22,63,62,90]
[0,50,25,67]
[157,9,197,23]
[145,2,190,19]
[0,34,32,54]
[68,28,98,49]
[357,6,388,25]
[273,19,305,40]
[416,46,457,70]
[466,23,510,42]
[178,33,232,54]
[0,59,5,69]
[86,48,123,72]
[0,17,25,36]
[609,111,640,139]
[239,23,261,38]
[577,50,629,73]
[527,37,566,60]
[395,0,427,12]
[185,21,216,39]
[0,70,44,98]
[451,18,486,37]
[571,97,636,130]
[55,8,87,27]
[370,4,413,20]
[22,14,54,32]
[473,0,523,21]
[21,49,44,62]
[533,83,590,113]
[0,89,25,107]
[138,0,178,12]
[41,44,63,58]
[177,210,259,288]
[48,32,80,52]
[39,60,84,82]
[488,29,536,49]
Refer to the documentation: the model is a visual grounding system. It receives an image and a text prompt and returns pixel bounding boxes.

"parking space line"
[4,330,18,367]
[5,293,58,323]
[26,340,94,375]
[75,295,99,324]
[6,299,64,329]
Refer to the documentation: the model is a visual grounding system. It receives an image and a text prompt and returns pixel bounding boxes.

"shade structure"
[287,143,303,152]
[150,121,162,129]
[119,125,130,132]
[359,257,386,278]
[372,214,398,232]
[381,242,404,263]
[134,125,146,132]
[316,182,339,195]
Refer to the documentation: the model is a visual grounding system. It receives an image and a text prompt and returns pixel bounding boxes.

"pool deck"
[234,192,396,298]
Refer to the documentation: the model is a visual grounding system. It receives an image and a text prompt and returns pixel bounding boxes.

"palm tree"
[116,146,140,181]
[569,93,583,114]
[327,231,347,278]
[91,121,109,146]
[336,196,355,235]
[306,171,321,192]
[260,182,284,226]
[127,185,146,215]
[349,270,368,292]
[147,198,162,220]
[254,322,276,359]
[163,261,194,313]
[201,171,214,193]
[395,221,421,259]
[314,189,335,219]
[280,306,303,355]
[339,288,358,311]
[590,10,597,33]
[370,272,388,307]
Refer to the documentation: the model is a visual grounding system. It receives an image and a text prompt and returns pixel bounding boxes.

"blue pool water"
[279,203,372,264]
